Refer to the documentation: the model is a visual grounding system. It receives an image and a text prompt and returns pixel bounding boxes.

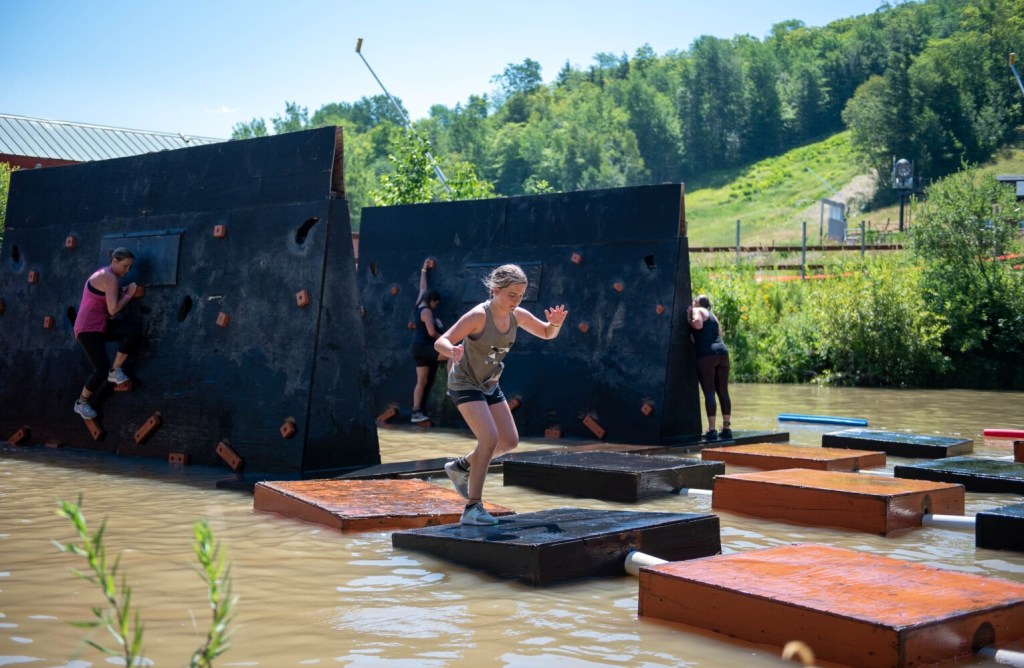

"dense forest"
[232,0,1024,229]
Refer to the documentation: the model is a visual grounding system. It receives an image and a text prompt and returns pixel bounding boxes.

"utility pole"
[355,38,451,192]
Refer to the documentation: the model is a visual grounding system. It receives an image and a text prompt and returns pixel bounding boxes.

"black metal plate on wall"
[100,230,182,286]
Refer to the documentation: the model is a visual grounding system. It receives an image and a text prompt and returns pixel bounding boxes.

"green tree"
[371,130,494,205]
[230,118,268,139]
[272,101,311,134]
[910,166,1024,387]
[0,161,13,248]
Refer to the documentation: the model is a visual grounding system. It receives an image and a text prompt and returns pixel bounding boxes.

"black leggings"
[696,354,731,418]
[77,319,142,392]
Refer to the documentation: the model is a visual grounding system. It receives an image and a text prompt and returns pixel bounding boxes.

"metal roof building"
[0,113,226,169]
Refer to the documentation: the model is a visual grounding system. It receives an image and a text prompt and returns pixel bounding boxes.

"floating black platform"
[821,429,973,459]
[976,503,1024,552]
[392,507,721,585]
[894,457,1024,494]
[503,451,723,502]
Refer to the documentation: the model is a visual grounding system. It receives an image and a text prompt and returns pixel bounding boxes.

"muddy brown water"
[2,383,1022,666]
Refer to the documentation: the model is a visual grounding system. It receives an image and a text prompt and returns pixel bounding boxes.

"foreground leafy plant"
[53,497,236,666]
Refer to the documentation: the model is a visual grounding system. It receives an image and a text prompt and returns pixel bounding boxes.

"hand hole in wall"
[295,217,319,245]
[66,306,77,325]
[369,261,378,277]
[644,255,656,272]
[177,295,193,323]
[11,244,20,264]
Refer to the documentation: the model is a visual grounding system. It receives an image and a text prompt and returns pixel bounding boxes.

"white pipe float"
[678,487,713,497]
[977,646,1024,667]
[624,550,667,576]
[921,514,976,531]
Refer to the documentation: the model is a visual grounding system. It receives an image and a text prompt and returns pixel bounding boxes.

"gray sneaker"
[461,502,497,526]
[411,410,428,423]
[107,367,129,385]
[444,460,470,499]
[73,399,97,420]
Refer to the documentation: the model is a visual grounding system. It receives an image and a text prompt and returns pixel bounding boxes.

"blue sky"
[2,1,887,139]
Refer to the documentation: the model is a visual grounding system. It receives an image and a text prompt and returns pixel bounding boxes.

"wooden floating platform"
[977,503,1024,552]
[393,507,720,585]
[894,457,1024,494]
[638,543,1024,667]
[253,479,513,531]
[712,468,964,535]
[502,451,724,502]
[822,429,973,458]
[701,443,885,472]
[668,429,790,451]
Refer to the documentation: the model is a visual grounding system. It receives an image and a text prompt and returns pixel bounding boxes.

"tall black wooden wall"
[0,127,380,477]
[357,184,702,444]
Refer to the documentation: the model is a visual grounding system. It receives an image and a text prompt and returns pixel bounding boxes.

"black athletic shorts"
[447,386,506,406]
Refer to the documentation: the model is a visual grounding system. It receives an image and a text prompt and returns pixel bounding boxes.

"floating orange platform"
[638,543,1024,667]
[253,479,513,531]
[712,468,964,534]
[701,443,886,471]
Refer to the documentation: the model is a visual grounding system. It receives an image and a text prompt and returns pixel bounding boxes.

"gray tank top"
[447,301,518,394]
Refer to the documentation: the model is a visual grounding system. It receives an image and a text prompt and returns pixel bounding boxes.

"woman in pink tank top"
[71,248,142,420]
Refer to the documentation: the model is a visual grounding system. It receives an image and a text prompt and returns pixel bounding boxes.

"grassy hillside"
[684,130,1024,248]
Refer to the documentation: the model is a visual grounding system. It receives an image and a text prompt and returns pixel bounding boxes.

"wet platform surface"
[821,429,973,458]
[253,479,513,531]
[712,468,964,535]
[894,456,1024,494]
[392,507,721,585]
[337,431,788,480]
[502,451,724,502]
[638,543,1024,667]
[337,443,660,480]
[701,443,886,471]
[976,503,1024,552]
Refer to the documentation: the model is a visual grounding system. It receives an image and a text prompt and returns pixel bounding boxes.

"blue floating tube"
[777,413,869,427]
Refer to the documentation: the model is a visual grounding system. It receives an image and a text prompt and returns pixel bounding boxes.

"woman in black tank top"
[689,294,733,440]
[409,258,448,423]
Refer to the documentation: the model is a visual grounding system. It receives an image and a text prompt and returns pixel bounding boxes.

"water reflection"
[1,384,1022,666]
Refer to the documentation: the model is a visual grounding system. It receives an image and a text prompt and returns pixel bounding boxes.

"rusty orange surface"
[639,543,1024,667]
[712,468,964,534]
[701,443,885,471]
[254,479,514,531]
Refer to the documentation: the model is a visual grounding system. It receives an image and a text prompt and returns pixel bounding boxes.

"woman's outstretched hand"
[545,305,568,326]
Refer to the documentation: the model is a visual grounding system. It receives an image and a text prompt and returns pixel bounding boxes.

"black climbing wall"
[0,127,380,476]
[357,184,702,444]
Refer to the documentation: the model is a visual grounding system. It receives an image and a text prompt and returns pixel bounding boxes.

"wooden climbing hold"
[376,404,398,426]
[296,289,310,307]
[571,252,583,265]
[42,316,54,329]
[7,426,31,446]
[27,270,39,284]
[168,452,190,465]
[582,415,607,440]
[64,235,78,249]
[84,419,104,441]
[134,412,162,444]
[280,417,298,439]
[213,224,227,238]
[216,312,230,328]
[641,400,655,416]
[216,440,244,472]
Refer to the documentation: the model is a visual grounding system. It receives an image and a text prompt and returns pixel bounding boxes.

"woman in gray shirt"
[434,264,568,525]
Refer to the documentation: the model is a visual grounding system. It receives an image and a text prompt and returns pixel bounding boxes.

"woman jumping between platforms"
[434,264,568,525]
